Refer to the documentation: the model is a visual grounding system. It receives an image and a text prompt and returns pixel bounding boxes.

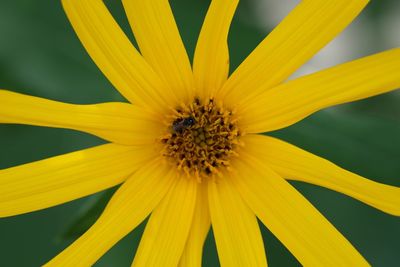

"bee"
[172,117,195,133]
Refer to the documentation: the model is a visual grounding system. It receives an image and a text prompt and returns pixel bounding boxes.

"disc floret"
[161,98,241,181]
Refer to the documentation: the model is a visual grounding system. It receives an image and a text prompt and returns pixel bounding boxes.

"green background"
[0,0,399,266]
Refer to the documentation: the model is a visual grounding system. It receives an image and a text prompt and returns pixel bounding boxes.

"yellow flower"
[1,0,399,266]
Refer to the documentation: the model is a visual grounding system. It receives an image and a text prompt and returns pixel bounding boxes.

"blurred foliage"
[58,188,116,241]
[0,0,399,266]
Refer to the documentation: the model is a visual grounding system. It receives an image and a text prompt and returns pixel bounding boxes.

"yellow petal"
[178,182,210,267]
[243,134,400,216]
[230,152,369,266]
[0,90,162,145]
[121,0,194,104]
[45,159,174,267]
[132,177,197,267]
[0,144,155,218]
[241,48,400,133]
[208,176,268,267]
[218,0,368,107]
[193,0,239,99]
[62,0,170,111]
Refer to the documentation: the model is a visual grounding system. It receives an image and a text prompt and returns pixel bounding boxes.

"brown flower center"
[160,98,241,181]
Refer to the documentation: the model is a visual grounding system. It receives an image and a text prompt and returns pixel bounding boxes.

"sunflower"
[1,0,399,266]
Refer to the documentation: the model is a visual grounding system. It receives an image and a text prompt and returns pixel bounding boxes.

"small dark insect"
[172,117,195,133]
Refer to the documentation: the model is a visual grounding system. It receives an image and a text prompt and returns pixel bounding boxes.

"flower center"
[160,98,241,181]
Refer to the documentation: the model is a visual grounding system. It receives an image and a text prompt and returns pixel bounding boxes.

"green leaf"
[58,187,117,241]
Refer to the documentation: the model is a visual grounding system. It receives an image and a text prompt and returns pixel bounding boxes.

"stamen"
[160,97,241,181]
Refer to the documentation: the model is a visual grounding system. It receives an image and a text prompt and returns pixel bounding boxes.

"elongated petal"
[45,159,174,267]
[243,134,400,216]
[241,48,400,133]
[178,183,210,267]
[62,0,170,111]
[132,177,197,267]
[230,153,369,266]
[208,176,268,267]
[122,0,194,104]
[0,144,155,218]
[218,0,368,106]
[0,90,162,145]
[193,0,239,98]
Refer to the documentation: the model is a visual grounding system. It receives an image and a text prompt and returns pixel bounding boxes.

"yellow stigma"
[160,97,241,181]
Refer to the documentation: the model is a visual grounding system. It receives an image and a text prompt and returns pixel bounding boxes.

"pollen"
[160,98,241,181]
